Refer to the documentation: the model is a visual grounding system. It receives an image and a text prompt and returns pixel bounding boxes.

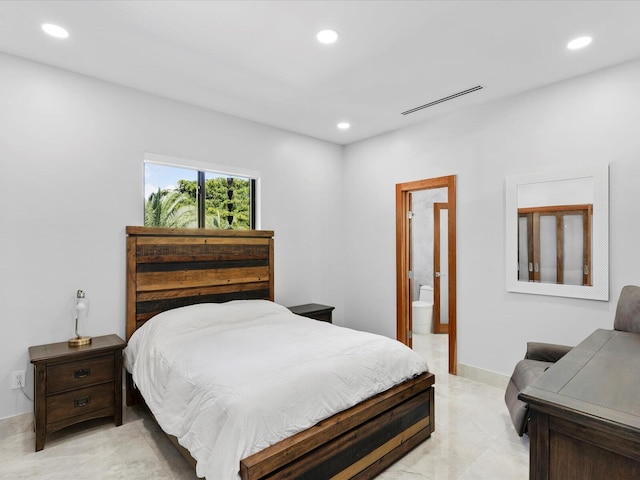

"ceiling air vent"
[401,85,483,115]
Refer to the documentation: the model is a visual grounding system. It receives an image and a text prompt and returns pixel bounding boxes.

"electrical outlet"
[11,370,25,389]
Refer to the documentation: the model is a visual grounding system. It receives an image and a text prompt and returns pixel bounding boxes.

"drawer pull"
[74,396,91,408]
[74,368,91,378]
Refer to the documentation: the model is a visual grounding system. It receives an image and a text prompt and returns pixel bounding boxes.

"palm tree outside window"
[144,162,254,230]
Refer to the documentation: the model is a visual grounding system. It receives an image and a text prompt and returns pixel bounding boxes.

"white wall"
[0,52,345,419]
[342,58,640,377]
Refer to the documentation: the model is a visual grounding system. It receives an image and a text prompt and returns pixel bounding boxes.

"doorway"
[396,175,457,374]
[433,202,449,334]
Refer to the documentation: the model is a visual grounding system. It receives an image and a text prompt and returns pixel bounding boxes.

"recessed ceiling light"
[337,122,350,130]
[42,23,69,39]
[317,29,339,45]
[567,36,592,50]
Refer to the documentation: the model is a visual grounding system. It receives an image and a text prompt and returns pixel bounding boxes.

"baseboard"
[457,363,509,390]
[0,411,33,437]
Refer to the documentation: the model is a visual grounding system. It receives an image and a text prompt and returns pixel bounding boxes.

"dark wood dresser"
[287,303,335,323]
[519,329,640,479]
[29,334,125,451]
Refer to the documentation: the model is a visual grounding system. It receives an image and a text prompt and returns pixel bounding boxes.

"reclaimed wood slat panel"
[352,426,432,480]
[136,242,270,263]
[136,266,270,292]
[332,417,429,480]
[136,259,269,273]
[126,226,273,238]
[126,235,138,340]
[137,235,270,244]
[137,282,271,302]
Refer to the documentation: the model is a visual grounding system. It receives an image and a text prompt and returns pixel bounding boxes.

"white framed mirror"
[505,164,609,301]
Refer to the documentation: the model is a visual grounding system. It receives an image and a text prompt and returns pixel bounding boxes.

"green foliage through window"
[144,163,253,229]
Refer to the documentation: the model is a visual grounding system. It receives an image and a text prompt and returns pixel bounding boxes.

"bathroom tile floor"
[0,333,529,479]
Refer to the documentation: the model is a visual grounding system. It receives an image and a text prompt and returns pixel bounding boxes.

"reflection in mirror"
[505,165,609,301]
[517,203,592,286]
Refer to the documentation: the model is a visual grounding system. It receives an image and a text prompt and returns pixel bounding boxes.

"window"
[144,155,257,230]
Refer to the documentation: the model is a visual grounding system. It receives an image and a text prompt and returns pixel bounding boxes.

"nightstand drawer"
[46,383,114,425]
[47,354,114,394]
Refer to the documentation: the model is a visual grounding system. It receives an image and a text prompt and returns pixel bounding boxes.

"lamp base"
[68,336,92,347]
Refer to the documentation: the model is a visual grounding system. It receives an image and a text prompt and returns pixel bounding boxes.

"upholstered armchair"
[505,285,640,436]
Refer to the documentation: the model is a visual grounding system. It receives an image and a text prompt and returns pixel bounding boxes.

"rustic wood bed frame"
[125,226,435,479]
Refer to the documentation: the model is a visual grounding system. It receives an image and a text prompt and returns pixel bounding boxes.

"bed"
[124,226,435,480]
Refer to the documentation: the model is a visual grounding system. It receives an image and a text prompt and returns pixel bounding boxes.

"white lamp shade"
[70,290,91,346]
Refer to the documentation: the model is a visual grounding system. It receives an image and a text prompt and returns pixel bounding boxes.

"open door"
[433,202,449,334]
[396,175,457,374]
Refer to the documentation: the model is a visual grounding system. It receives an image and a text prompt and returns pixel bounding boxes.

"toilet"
[412,285,434,334]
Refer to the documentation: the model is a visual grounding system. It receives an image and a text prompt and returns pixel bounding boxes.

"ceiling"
[2,1,640,145]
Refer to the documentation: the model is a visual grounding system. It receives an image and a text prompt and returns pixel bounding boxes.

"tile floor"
[0,333,529,479]
[378,334,529,479]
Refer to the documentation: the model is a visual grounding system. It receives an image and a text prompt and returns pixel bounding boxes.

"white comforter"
[124,300,428,479]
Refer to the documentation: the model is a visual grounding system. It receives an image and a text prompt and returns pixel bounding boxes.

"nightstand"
[288,303,335,323]
[28,334,125,451]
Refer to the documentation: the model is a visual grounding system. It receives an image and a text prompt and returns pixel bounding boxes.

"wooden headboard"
[126,226,274,341]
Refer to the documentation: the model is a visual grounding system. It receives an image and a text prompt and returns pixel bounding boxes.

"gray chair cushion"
[613,285,640,334]
[504,358,551,436]
[525,342,573,363]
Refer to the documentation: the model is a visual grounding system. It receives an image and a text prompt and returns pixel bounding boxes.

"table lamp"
[69,289,91,346]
